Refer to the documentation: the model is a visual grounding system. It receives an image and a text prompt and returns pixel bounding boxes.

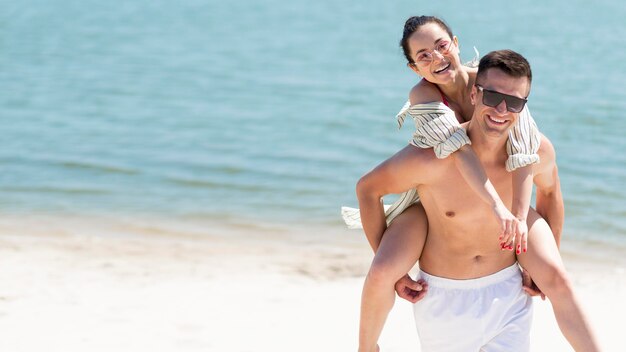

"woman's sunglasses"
[475,84,527,113]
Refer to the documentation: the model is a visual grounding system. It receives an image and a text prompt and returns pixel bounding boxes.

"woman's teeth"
[434,63,450,73]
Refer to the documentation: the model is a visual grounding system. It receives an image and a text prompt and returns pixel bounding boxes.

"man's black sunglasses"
[475,84,527,113]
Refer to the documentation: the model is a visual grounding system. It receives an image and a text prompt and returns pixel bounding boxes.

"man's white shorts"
[413,263,533,352]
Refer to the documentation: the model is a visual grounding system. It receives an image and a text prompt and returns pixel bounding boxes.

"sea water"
[0,0,624,245]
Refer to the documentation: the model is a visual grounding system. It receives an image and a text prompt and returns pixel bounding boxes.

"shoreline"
[0,214,623,351]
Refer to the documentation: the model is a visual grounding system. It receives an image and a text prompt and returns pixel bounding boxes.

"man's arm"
[356,144,433,252]
[532,136,564,247]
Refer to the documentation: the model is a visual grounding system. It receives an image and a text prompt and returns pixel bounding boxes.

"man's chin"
[482,127,509,138]
[482,120,511,136]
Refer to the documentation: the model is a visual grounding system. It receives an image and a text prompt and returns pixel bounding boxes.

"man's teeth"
[489,116,506,123]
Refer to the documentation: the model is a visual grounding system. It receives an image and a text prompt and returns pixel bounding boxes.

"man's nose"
[494,99,508,114]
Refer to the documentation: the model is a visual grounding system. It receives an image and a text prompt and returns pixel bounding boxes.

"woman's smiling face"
[407,22,461,84]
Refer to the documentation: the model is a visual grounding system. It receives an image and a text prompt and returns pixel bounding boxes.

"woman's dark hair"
[400,16,454,65]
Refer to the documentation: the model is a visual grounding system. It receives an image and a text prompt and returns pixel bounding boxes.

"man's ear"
[407,62,421,76]
[453,35,459,49]
[470,85,477,105]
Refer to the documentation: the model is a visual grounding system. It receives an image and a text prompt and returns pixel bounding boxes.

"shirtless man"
[357,50,599,351]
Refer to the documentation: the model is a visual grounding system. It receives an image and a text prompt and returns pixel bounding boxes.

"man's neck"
[466,120,509,165]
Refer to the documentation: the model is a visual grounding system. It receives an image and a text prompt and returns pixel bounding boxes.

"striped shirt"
[341,101,541,229]
[396,101,472,159]
[505,105,541,171]
[397,101,541,171]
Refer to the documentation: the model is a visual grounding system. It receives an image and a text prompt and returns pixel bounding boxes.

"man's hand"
[394,274,428,303]
[493,202,518,251]
[521,268,546,300]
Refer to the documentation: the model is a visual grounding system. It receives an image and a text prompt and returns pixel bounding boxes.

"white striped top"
[505,105,541,171]
[396,101,472,159]
[396,101,541,171]
[341,101,542,229]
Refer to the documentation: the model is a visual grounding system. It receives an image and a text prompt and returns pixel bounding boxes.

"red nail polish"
[523,248,527,253]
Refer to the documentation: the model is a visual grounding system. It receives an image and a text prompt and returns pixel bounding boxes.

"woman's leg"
[517,209,600,351]
[359,202,428,352]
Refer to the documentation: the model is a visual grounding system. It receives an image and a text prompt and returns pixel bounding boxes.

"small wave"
[0,186,110,195]
[164,177,264,192]
[211,166,245,175]
[59,161,139,175]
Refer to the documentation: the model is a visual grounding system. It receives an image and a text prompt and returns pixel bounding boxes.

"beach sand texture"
[2,1,625,351]
[0,216,622,351]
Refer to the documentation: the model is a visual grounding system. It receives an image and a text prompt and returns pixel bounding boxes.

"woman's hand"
[493,202,519,251]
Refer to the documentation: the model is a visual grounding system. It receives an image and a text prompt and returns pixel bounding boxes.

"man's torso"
[416,148,518,279]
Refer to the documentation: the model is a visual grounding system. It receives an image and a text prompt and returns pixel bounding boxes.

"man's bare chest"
[420,163,513,222]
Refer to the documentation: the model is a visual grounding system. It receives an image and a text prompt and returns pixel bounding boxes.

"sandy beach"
[0,215,623,352]
[2,1,625,351]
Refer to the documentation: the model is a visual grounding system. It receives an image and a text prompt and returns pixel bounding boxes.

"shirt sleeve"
[506,105,541,172]
[396,101,471,159]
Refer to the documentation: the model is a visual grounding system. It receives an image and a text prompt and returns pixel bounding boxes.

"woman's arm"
[510,165,534,253]
[453,145,517,245]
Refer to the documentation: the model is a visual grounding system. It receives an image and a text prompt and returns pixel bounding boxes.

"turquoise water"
[1,1,624,243]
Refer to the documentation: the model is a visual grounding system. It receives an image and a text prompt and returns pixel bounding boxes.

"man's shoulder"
[399,144,441,166]
[537,134,556,163]
[406,144,453,186]
[394,144,446,181]
[533,134,557,174]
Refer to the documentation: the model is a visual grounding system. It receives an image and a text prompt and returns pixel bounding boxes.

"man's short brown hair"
[476,50,532,86]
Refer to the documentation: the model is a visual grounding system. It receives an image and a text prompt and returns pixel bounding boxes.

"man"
[356,50,599,351]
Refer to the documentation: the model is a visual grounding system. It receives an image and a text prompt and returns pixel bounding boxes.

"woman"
[352,16,541,352]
